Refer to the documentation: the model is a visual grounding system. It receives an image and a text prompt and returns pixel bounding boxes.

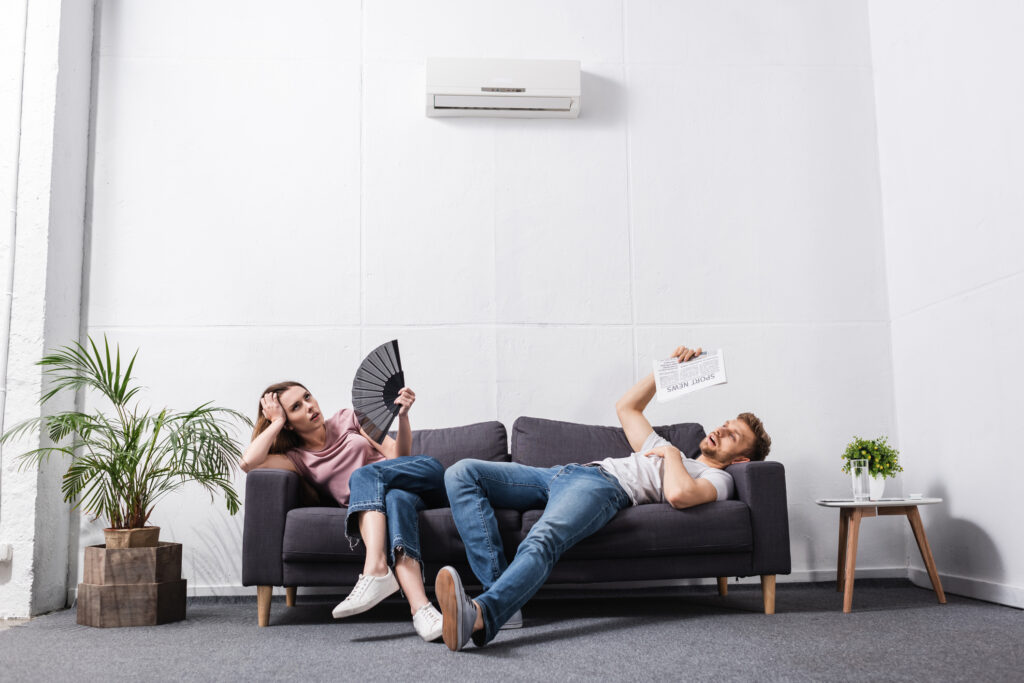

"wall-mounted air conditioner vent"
[426,58,580,119]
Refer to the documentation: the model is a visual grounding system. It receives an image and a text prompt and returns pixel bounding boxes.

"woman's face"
[276,385,323,434]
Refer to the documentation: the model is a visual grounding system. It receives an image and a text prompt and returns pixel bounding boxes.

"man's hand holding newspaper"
[653,345,728,403]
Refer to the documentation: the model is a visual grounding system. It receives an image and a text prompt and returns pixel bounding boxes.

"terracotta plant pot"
[104,526,160,549]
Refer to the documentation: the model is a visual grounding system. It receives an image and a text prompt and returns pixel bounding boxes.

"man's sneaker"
[435,566,477,651]
[501,609,523,630]
[331,569,399,618]
[412,603,443,642]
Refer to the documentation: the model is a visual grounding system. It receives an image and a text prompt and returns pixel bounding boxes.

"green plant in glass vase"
[0,336,250,547]
[841,435,903,479]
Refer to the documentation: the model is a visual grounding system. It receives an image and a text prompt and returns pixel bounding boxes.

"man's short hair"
[737,412,771,462]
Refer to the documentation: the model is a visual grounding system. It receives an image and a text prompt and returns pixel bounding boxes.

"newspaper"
[653,349,727,403]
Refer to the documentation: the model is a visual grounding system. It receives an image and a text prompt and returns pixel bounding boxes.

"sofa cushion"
[511,416,706,468]
[282,505,524,565]
[392,421,509,469]
[282,507,362,563]
[517,500,752,560]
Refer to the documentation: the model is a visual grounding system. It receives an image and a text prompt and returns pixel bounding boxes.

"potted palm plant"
[1,336,248,546]
[1,336,249,626]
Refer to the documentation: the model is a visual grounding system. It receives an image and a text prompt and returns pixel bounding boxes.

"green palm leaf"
[1,335,252,529]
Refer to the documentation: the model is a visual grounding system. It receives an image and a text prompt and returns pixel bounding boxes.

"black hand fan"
[352,339,405,443]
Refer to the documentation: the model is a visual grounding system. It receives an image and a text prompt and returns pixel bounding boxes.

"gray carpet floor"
[1,580,1021,682]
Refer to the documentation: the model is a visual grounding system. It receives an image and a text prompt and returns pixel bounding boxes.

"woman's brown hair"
[252,381,308,454]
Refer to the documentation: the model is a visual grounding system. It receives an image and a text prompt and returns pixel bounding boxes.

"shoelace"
[346,574,374,601]
[420,605,441,628]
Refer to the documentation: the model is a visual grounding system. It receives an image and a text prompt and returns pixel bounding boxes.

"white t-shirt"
[592,431,734,506]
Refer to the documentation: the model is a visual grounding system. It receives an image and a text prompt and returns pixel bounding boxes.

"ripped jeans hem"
[391,542,425,582]
[344,502,385,549]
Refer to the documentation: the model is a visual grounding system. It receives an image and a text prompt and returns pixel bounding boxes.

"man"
[435,344,772,651]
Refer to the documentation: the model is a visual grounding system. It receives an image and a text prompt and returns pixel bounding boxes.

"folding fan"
[351,339,405,443]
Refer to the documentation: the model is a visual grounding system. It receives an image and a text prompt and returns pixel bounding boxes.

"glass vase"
[850,459,870,502]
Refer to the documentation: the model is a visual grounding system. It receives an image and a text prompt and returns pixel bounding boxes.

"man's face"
[699,419,756,466]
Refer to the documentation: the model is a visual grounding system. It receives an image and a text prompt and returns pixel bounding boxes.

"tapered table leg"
[907,506,946,604]
[842,508,864,613]
[837,508,851,592]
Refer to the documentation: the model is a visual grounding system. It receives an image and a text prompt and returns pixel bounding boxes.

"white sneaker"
[331,569,400,619]
[501,609,523,630]
[412,603,443,642]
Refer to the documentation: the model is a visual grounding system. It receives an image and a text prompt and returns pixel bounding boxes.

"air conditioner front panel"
[426,57,581,119]
[433,95,574,112]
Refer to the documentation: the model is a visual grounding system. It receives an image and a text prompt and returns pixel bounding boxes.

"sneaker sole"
[435,568,464,651]
[418,626,443,643]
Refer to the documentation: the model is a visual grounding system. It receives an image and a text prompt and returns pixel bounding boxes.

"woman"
[240,380,445,642]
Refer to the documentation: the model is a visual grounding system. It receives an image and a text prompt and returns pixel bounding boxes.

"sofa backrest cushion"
[511,416,706,468]
[400,421,509,469]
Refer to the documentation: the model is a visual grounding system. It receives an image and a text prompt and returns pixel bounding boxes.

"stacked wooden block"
[77,542,186,627]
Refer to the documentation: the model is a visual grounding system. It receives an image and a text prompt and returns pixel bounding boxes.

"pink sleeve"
[340,408,361,434]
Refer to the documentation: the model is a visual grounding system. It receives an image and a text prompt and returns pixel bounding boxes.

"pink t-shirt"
[285,409,385,506]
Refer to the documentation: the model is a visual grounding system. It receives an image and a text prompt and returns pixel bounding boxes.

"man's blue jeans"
[346,455,446,567]
[444,460,631,645]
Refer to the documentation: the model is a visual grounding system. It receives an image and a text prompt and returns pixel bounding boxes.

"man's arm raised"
[616,345,703,452]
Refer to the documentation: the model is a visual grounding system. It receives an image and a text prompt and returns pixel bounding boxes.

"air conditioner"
[425,58,580,119]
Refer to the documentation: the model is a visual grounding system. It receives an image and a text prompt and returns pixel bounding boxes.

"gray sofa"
[241,416,791,626]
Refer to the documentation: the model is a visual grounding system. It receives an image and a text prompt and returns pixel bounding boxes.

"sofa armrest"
[241,469,301,587]
[728,461,791,576]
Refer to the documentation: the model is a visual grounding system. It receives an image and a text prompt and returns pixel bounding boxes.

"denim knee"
[444,458,478,492]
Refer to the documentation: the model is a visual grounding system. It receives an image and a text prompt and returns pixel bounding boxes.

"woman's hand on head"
[395,387,416,416]
[261,391,287,425]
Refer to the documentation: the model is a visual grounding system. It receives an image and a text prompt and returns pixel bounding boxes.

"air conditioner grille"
[433,95,573,112]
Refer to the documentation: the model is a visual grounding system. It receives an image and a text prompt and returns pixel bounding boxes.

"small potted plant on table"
[841,435,903,500]
[1,336,249,626]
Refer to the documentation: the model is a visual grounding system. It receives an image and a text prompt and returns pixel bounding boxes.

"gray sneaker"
[435,566,477,651]
[501,609,523,630]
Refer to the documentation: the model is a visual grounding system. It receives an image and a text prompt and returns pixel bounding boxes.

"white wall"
[0,0,93,618]
[869,0,1024,607]
[79,0,900,596]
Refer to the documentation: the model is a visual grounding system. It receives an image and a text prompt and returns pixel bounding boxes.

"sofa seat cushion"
[283,506,524,565]
[518,500,752,560]
[282,507,362,563]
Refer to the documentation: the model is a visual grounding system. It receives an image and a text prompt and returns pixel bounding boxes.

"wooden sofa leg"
[717,577,728,596]
[257,585,272,627]
[761,575,776,615]
[286,586,297,607]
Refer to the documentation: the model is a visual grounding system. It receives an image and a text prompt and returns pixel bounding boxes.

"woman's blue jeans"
[345,455,446,568]
[444,459,631,645]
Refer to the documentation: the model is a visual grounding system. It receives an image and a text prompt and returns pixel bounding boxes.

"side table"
[815,498,946,613]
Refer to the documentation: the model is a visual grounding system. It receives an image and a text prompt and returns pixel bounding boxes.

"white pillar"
[0,0,94,618]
